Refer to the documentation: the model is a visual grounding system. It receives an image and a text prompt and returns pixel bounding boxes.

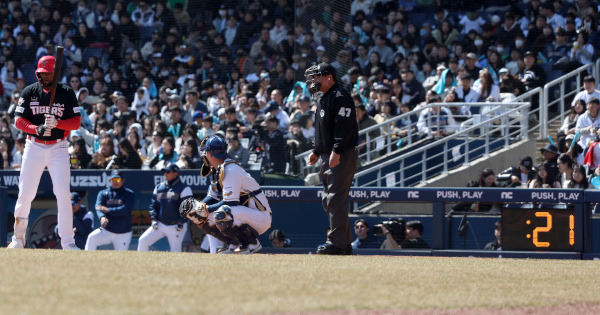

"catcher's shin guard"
[201,223,234,244]
[214,206,239,243]
[236,224,260,246]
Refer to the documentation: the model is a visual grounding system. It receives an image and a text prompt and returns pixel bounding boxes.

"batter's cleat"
[217,244,239,254]
[62,243,80,250]
[235,241,262,254]
[7,238,24,249]
[316,243,352,255]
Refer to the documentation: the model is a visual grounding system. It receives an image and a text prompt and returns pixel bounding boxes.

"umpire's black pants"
[319,149,358,249]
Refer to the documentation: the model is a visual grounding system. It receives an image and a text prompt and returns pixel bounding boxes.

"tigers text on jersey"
[312,83,359,155]
[15,82,79,141]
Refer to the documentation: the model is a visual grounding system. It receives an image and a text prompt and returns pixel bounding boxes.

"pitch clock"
[501,208,575,251]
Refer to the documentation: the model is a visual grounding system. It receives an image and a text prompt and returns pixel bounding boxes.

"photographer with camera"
[378,219,430,249]
[351,219,381,250]
[373,218,406,249]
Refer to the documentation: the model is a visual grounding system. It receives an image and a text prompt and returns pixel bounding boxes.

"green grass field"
[0,250,599,314]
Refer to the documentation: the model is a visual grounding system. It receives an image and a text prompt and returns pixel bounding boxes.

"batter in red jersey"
[8,55,81,250]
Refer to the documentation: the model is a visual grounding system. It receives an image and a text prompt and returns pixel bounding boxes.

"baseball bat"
[48,46,64,108]
[43,46,63,134]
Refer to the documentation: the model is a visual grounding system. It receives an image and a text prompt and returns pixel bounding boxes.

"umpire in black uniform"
[305,63,359,255]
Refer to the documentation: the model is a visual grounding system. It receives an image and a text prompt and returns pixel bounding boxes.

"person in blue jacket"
[85,169,135,250]
[137,164,191,252]
[55,192,94,250]
[71,192,94,249]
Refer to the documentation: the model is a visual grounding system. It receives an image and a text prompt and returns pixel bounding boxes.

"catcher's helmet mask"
[203,135,229,160]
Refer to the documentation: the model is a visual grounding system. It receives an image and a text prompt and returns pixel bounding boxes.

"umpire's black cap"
[317,63,337,81]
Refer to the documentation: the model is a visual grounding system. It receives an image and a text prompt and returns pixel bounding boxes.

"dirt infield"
[278,304,600,315]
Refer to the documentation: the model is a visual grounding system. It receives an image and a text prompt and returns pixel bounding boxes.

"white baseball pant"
[231,206,272,235]
[206,234,224,254]
[13,139,74,247]
[85,228,132,250]
[137,221,188,252]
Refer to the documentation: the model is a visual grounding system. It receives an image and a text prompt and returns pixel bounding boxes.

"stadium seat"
[407,13,427,27]
[140,26,158,44]
[540,63,563,82]
[21,62,37,85]
[82,47,103,63]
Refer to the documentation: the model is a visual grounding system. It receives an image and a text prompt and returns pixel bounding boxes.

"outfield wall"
[1,174,599,255]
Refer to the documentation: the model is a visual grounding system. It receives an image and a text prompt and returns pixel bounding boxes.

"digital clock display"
[501,208,575,251]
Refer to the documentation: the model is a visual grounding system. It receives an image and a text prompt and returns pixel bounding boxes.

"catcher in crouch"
[180,135,272,254]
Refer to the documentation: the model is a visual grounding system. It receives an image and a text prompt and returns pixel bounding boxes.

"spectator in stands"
[574,98,600,161]
[227,136,249,168]
[10,137,24,170]
[471,168,502,213]
[146,131,164,161]
[528,162,560,188]
[0,137,11,170]
[71,138,92,170]
[558,100,585,152]
[567,32,594,72]
[541,3,566,32]
[432,69,457,101]
[400,69,425,108]
[502,156,536,188]
[0,60,23,98]
[416,96,456,138]
[353,43,370,70]
[557,154,575,188]
[455,73,479,115]
[432,20,459,47]
[572,76,600,107]
[496,14,524,48]
[127,128,146,159]
[567,164,589,189]
[463,53,482,82]
[459,11,487,35]
[518,51,546,91]
[544,28,571,66]
[131,0,154,27]
[351,219,381,250]
[264,100,290,132]
[89,136,115,169]
[269,229,291,248]
[149,136,178,170]
[261,116,286,173]
[484,221,501,251]
[113,138,143,169]
[475,68,501,103]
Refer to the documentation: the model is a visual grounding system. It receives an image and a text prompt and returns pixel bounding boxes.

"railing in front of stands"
[543,64,591,137]
[353,102,530,187]
[294,87,542,178]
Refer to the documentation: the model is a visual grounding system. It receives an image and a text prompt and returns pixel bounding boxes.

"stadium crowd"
[0,0,599,183]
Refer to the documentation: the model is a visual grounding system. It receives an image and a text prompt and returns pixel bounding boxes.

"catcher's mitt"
[199,136,214,177]
[179,198,208,225]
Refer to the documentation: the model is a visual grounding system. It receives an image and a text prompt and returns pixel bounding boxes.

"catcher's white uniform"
[206,159,272,235]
